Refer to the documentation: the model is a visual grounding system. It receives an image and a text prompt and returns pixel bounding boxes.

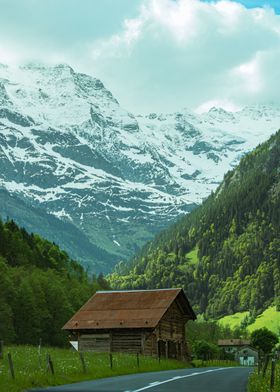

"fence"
[0,343,150,382]
[255,354,278,391]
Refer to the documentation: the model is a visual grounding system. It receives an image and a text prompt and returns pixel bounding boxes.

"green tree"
[193,340,219,360]
[251,328,279,354]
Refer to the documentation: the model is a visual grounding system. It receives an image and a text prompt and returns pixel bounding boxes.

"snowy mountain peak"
[1,62,280,271]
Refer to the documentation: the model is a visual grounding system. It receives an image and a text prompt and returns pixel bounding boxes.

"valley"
[1,63,280,271]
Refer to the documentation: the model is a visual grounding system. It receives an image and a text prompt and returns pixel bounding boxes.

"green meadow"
[218,311,249,330]
[0,346,240,392]
[218,306,280,335]
[186,247,199,265]
[0,345,188,392]
[247,307,280,335]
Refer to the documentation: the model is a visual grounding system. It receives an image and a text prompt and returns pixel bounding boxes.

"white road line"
[127,367,233,392]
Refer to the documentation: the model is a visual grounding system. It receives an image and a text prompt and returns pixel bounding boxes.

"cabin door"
[168,341,177,359]
[158,340,166,358]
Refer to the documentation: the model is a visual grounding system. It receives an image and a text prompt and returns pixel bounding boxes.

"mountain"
[0,217,109,345]
[110,130,280,320]
[1,62,280,272]
[0,188,112,271]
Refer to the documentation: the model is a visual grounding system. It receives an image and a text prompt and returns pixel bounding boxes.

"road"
[32,366,252,392]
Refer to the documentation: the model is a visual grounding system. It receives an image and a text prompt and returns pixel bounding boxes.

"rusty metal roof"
[218,339,251,347]
[62,288,196,331]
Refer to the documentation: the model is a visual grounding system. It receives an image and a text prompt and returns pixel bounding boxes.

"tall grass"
[248,362,280,392]
[0,345,188,392]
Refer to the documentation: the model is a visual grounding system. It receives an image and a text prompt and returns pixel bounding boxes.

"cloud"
[85,0,280,113]
[0,0,279,113]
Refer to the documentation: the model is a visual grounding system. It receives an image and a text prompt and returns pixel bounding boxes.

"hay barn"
[62,288,196,360]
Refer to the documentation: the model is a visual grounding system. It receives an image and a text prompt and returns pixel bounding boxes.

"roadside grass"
[0,345,188,392]
[0,346,242,392]
[248,362,280,392]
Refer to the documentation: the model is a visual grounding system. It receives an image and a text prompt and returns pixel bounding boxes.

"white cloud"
[195,99,241,113]
[0,0,280,113]
[85,0,280,113]
[232,55,263,93]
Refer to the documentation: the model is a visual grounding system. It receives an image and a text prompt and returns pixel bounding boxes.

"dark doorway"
[168,341,177,359]
[158,340,166,358]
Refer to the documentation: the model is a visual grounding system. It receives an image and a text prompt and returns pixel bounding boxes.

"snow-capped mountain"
[0,62,280,272]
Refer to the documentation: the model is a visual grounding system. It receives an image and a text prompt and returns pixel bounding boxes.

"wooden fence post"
[46,354,55,375]
[46,353,49,373]
[258,356,262,375]
[79,352,87,374]
[38,338,42,368]
[109,353,113,369]
[270,358,276,391]
[263,355,270,377]
[137,352,140,368]
[8,353,15,380]
[0,341,4,360]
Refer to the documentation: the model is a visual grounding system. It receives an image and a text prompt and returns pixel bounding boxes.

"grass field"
[186,247,199,265]
[0,345,188,392]
[247,307,280,335]
[218,306,280,335]
[0,346,240,392]
[218,311,249,329]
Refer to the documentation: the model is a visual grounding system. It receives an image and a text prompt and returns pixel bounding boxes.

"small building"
[62,288,196,360]
[218,339,251,355]
[235,346,258,366]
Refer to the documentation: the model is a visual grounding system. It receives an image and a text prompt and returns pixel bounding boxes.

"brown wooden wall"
[78,329,146,354]
[155,300,189,359]
[79,333,110,352]
[77,300,191,359]
[111,330,142,354]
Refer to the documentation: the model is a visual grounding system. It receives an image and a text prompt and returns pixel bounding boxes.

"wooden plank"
[79,334,110,352]
[112,333,142,353]
[80,334,110,339]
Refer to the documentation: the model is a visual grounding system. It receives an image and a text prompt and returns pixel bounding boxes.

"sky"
[0,0,280,113]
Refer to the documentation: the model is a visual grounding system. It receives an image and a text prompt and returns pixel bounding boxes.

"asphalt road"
[32,366,252,392]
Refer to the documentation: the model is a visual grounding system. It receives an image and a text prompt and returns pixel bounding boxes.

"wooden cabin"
[218,339,251,354]
[62,288,196,360]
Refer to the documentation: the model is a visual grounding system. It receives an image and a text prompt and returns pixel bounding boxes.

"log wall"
[76,299,191,359]
[111,330,142,354]
[156,301,189,359]
[79,333,110,352]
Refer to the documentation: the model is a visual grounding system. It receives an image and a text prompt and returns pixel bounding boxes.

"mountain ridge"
[1,62,280,271]
[110,130,280,319]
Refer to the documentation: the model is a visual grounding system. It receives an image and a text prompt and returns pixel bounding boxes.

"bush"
[193,340,220,360]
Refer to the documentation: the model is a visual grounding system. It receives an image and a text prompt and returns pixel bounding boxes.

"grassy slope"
[186,247,199,265]
[218,311,249,329]
[0,346,188,392]
[218,306,280,335]
[247,306,280,334]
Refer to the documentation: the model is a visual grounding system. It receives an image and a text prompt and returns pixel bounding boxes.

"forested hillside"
[110,130,280,319]
[0,218,109,346]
